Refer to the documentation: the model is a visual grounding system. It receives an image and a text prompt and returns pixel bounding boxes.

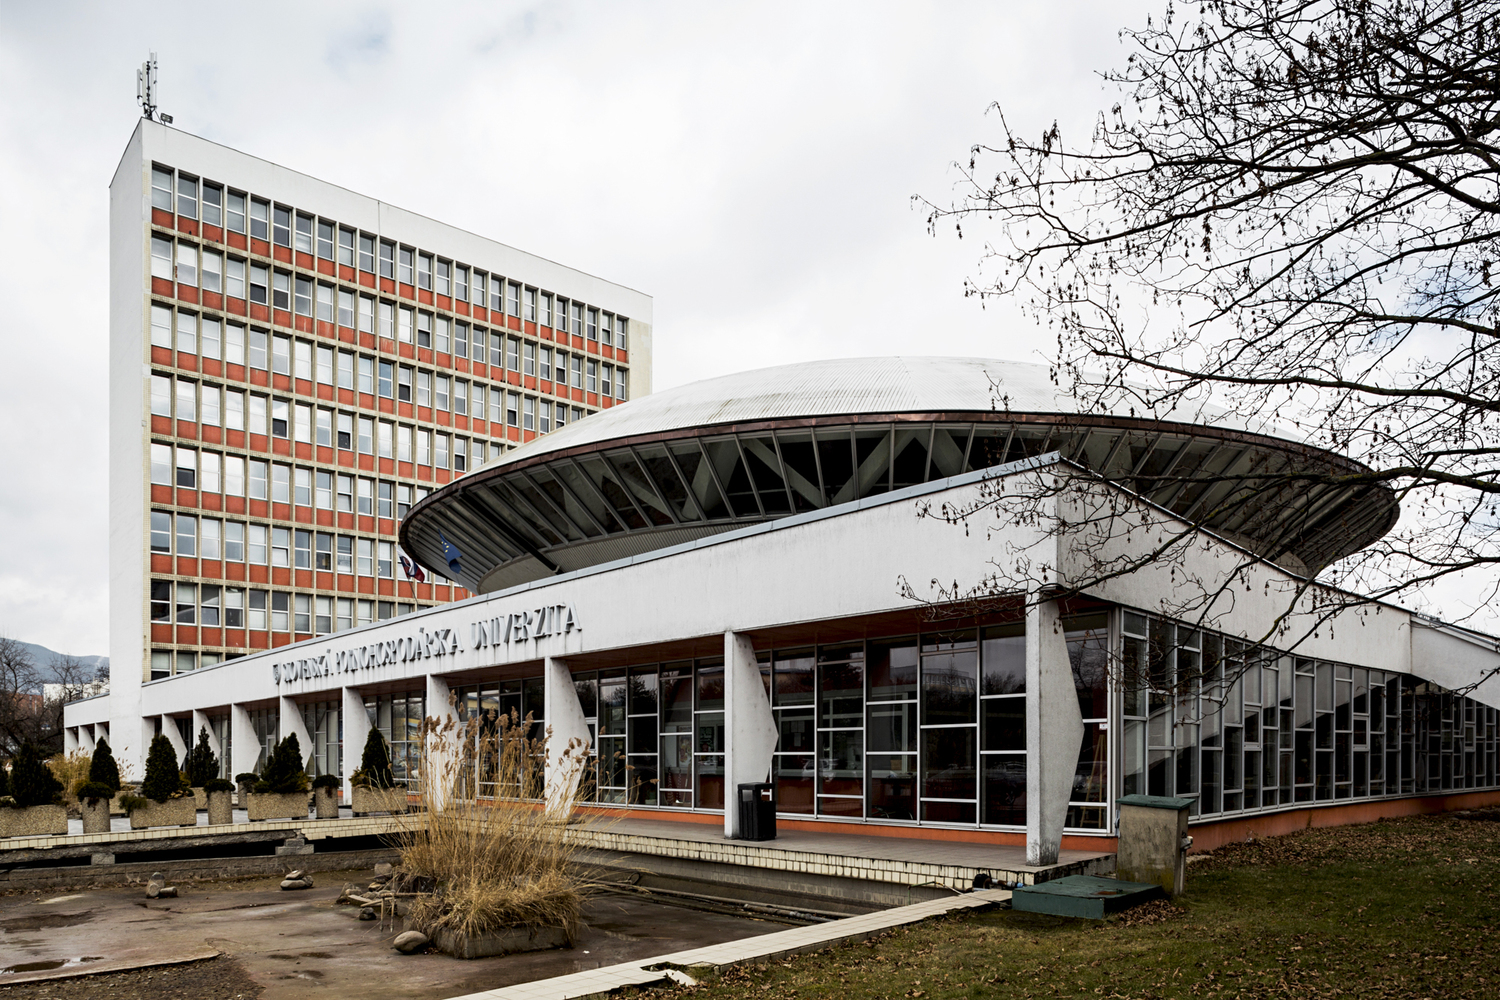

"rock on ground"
[393,930,430,953]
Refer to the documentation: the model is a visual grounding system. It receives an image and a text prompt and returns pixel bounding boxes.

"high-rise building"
[107,120,652,773]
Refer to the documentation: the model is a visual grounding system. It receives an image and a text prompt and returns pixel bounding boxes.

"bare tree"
[0,639,96,758]
[917,1,1500,671]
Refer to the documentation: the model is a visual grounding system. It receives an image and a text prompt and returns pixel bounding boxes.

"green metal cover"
[1011,875,1165,919]
[1116,794,1197,811]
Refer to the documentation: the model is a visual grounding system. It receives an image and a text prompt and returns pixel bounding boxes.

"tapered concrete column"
[192,709,219,758]
[424,674,457,809]
[230,704,259,779]
[544,656,591,818]
[65,729,79,754]
[79,726,97,754]
[94,723,109,750]
[341,686,369,804]
[724,630,778,839]
[161,714,187,761]
[279,695,313,773]
[1026,596,1084,866]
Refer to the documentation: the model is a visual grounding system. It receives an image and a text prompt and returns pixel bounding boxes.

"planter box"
[192,787,208,810]
[246,791,309,822]
[128,796,197,829]
[428,923,571,959]
[81,798,112,834]
[206,789,233,826]
[0,804,69,838]
[313,787,339,819]
[236,781,255,807]
[351,786,409,816]
[109,790,132,816]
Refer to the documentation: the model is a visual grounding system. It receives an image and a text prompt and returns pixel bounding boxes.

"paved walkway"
[573,815,1113,889]
[446,887,1014,1000]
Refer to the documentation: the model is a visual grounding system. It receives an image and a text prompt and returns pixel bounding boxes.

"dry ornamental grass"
[395,709,594,944]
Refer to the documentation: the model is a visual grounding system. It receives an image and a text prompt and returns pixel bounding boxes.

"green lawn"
[656,809,1500,999]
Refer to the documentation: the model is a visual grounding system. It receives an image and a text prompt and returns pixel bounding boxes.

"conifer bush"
[255,734,309,794]
[141,734,186,803]
[89,738,122,792]
[9,743,64,808]
[186,727,220,787]
[352,727,395,789]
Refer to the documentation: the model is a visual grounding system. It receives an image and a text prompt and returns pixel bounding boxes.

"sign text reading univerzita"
[270,603,581,685]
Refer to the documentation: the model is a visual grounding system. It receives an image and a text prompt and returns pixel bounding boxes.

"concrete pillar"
[65,728,79,754]
[341,686,369,805]
[723,630,778,839]
[193,708,219,758]
[544,656,591,818]
[279,695,313,772]
[1026,596,1084,866]
[230,703,259,780]
[78,727,97,755]
[424,674,457,809]
[94,722,109,750]
[161,714,187,763]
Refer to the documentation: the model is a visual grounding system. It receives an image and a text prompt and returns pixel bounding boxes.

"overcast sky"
[5,1,1492,655]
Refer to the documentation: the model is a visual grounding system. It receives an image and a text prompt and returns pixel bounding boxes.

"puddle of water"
[0,912,96,932]
[1,956,103,976]
[39,895,85,904]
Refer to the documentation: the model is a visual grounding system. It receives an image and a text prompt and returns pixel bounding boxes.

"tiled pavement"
[444,887,1015,1000]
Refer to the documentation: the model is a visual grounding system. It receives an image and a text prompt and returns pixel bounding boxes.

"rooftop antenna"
[136,53,172,125]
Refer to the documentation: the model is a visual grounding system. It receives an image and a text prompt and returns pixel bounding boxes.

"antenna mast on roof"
[136,53,173,125]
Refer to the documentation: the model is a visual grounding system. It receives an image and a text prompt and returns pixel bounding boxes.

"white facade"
[70,454,1500,858]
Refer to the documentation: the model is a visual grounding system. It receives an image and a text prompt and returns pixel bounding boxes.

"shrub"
[48,750,92,809]
[352,727,395,789]
[118,793,148,814]
[255,734,309,794]
[401,711,590,943]
[78,780,115,804]
[186,727,220,787]
[203,777,236,793]
[235,772,260,785]
[89,739,122,792]
[311,773,341,790]
[141,734,186,803]
[10,743,64,808]
[0,762,8,798]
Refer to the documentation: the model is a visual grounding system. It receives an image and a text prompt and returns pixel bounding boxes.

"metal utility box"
[736,782,776,841]
[1115,794,1195,896]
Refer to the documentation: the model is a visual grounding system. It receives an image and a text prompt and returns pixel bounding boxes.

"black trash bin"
[736,782,776,840]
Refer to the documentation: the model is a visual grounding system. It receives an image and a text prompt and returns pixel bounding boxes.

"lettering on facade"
[271,626,461,685]
[471,604,581,649]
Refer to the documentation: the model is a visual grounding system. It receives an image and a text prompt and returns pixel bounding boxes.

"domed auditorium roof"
[402,357,1397,593]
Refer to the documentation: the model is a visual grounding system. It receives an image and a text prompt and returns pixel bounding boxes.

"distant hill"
[13,641,108,686]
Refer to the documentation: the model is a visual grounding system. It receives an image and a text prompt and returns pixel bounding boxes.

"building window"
[271,399,289,438]
[225,521,244,561]
[522,396,535,432]
[380,240,395,279]
[271,527,291,567]
[176,174,198,219]
[359,355,375,394]
[417,253,433,291]
[472,271,486,305]
[296,594,313,633]
[436,259,450,296]
[556,298,569,333]
[336,535,353,573]
[378,361,394,399]
[617,317,629,351]
[508,337,521,372]
[455,265,468,301]
[201,584,221,626]
[249,460,268,500]
[295,213,314,253]
[295,277,313,316]
[397,366,413,403]
[539,347,553,382]
[273,205,291,247]
[150,581,171,622]
[600,313,613,347]
[358,232,375,271]
[250,590,269,630]
[175,243,197,287]
[417,312,433,349]
[337,411,353,450]
[150,510,171,552]
[294,466,312,506]
[176,582,197,624]
[224,588,244,628]
[358,478,374,516]
[586,360,598,394]
[398,246,414,285]
[338,475,354,513]
[586,308,598,341]
[151,167,173,211]
[227,191,246,233]
[601,364,612,398]
[251,198,270,240]
[175,446,196,488]
[225,258,245,299]
[571,354,583,389]
[271,463,290,503]
[201,184,222,227]
[175,310,196,355]
[506,391,519,427]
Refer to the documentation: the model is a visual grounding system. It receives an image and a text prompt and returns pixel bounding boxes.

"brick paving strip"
[444,887,1013,1000]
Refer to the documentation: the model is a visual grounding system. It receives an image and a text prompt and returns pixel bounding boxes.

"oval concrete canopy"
[402,357,1398,593]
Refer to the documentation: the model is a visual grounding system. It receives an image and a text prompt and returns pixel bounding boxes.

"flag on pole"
[438,532,464,576]
[398,553,426,584]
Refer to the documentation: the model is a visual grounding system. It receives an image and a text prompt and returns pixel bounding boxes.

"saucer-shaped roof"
[402,357,1397,592]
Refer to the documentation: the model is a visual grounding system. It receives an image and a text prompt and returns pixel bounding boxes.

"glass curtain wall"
[565,614,1109,832]
[363,691,425,787]
[1119,611,1500,819]
[299,699,341,777]
[247,705,277,774]
[449,677,544,798]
